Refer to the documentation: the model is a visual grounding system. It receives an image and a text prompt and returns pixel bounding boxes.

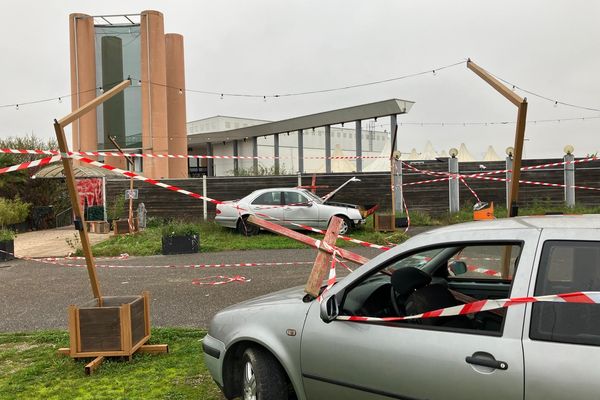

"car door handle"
[465,353,508,370]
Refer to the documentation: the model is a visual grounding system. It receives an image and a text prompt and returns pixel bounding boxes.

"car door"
[522,229,600,400]
[283,191,318,227]
[301,229,539,400]
[249,190,284,224]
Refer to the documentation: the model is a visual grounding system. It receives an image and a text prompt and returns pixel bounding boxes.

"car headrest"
[391,267,432,297]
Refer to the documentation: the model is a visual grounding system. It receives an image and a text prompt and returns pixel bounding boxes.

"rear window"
[530,241,600,346]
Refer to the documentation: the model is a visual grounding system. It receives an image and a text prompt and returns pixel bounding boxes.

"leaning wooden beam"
[54,121,102,300]
[85,356,105,375]
[467,60,524,107]
[247,215,370,265]
[305,216,343,297]
[58,80,131,127]
[467,59,528,217]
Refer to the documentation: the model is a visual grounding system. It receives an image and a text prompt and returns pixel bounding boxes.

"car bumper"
[203,334,226,387]
[354,218,366,226]
[214,215,238,229]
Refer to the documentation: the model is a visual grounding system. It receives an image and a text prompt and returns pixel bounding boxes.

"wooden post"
[108,135,135,232]
[53,79,131,300]
[467,60,528,217]
[85,356,105,375]
[143,291,151,336]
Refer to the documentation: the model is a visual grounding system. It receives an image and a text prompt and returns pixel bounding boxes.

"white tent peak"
[483,145,502,161]
[457,143,475,162]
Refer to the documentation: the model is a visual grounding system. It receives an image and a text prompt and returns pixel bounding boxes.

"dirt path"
[14,226,110,258]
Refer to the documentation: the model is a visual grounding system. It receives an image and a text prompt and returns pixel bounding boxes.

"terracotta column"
[69,13,97,158]
[165,33,188,178]
[141,10,169,179]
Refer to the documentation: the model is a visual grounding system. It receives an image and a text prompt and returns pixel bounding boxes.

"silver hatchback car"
[204,215,600,399]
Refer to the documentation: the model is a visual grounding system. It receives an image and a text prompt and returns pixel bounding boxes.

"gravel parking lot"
[0,247,381,332]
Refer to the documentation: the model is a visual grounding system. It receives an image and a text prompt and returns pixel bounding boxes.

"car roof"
[422,215,600,236]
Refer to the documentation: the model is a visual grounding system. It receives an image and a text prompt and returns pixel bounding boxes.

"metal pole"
[449,156,459,213]
[206,143,214,177]
[274,134,280,175]
[108,136,135,232]
[297,129,304,174]
[297,170,302,187]
[252,137,258,175]
[355,120,362,172]
[564,152,575,207]
[393,156,403,215]
[233,140,239,175]
[202,174,208,221]
[505,155,513,209]
[325,126,331,173]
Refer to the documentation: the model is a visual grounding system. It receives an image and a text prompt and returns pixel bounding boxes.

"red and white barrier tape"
[469,174,600,191]
[192,275,250,285]
[1,148,387,161]
[0,155,61,175]
[71,155,224,204]
[40,253,129,262]
[336,291,600,322]
[459,177,482,202]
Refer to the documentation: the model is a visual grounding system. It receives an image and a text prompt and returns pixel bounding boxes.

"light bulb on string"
[58,97,62,104]
[432,69,437,76]
[179,88,183,95]
[263,96,267,103]
[554,101,558,108]
[220,93,224,100]
[15,104,19,110]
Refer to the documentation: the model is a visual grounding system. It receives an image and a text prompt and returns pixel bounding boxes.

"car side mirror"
[320,295,339,323]
[448,260,468,276]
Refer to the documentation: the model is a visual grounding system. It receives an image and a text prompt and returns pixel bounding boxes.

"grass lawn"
[87,220,409,257]
[0,328,224,400]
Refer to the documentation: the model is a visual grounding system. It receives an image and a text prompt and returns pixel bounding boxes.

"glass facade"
[94,25,142,150]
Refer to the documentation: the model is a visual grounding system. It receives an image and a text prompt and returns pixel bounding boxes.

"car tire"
[241,347,288,400]
[337,215,353,235]
[237,216,260,236]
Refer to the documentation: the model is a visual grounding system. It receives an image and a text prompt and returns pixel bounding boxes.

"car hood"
[222,285,308,311]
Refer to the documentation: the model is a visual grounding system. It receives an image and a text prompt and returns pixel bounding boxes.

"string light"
[179,88,183,95]
[58,97,62,104]
[432,69,437,76]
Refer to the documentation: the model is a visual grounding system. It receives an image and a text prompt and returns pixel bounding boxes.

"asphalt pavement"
[0,247,382,332]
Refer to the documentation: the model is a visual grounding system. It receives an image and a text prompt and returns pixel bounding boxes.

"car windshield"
[302,190,323,204]
[383,248,446,274]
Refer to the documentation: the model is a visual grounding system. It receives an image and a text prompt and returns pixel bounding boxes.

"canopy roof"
[188,98,414,145]
[32,163,121,179]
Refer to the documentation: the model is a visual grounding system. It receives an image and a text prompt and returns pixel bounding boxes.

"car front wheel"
[237,216,260,236]
[241,347,288,400]
[337,216,353,235]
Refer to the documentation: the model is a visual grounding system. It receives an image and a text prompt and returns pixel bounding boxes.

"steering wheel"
[390,286,403,316]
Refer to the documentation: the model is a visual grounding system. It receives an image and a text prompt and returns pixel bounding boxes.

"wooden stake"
[108,136,135,232]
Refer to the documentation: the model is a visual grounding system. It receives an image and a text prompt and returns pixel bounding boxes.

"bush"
[161,222,199,238]
[108,194,126,221]
[0,197,30,240]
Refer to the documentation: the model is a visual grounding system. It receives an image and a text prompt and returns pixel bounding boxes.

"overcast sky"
[1,0,598,158]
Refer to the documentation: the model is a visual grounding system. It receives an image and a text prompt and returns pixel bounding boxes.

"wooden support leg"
[85,356,105,375]
[57,348,70,356]
[138,344,169,354]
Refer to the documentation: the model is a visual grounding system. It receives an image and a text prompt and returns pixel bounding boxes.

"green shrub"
[161,222,199,237]
[0,229,15,241]
[0,197,30,240]
[108,194,126,220]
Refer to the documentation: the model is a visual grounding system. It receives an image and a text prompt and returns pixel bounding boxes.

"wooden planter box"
[87,221,110,234]
[113,218,138,235]
[162,234,199,255]
[0,239,14,261]
[66,292,151,359]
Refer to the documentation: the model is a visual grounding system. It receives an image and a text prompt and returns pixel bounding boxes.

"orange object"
[474,202,495,220]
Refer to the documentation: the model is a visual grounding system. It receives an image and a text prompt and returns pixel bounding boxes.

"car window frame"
[529,239,600,347]
[337,239,524,337]
[250,190,284,206]
[283,191,311,206]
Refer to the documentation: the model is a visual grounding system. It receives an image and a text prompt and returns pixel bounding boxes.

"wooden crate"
[374,213,395,232]
[113,218,138,235]
[66,292,151,359]
[87,221,110,234]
